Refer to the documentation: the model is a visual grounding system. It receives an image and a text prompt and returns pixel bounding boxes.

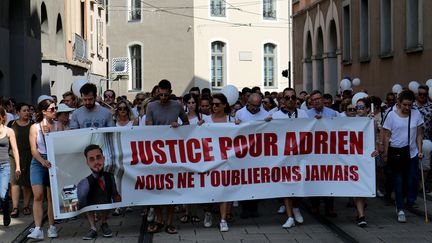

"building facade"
[107,0,290,97]
[293,0,432,97]
[0,1,41,103]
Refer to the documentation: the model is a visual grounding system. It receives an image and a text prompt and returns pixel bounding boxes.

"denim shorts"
[0,162,10,199]
[30,154,50,187]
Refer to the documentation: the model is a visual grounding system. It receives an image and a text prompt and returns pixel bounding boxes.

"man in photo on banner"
[77,144,121,240]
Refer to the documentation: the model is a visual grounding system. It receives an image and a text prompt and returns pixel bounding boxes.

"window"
[105,0,109,24]
[342,2,351,62]
[211,41,225,88]
[130,45,142,90]
[380,0,392,55]
[129,0,141,21]
[210,0,225,17]
[359,0,369,59]
[263,0,276,20]
[264,43,276,87]
[406,0,422,50]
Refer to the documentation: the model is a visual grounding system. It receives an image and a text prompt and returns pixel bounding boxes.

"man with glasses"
[269,88,307,228]
[414,85,432,194]
[234,93,269,218]
[70,83,114,129]
[306,90,339,217]
[132,92,146,117]
[145,79,189,234]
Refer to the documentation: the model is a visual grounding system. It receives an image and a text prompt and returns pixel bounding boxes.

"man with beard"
[77,144,121,240]
[70,83,114,129]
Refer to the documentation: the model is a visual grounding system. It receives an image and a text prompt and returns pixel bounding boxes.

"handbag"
[387,111,411,171]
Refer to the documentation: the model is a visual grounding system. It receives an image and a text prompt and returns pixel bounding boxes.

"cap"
[56,103,75,113]
[37,95,54,104]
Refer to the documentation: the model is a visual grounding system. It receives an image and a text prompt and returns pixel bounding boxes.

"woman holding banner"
[199,93,233,232]
[382,90,424,223]
[0,106,21,226]
[27,99,58,240]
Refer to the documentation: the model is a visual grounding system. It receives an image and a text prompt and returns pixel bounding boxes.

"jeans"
[0,162,11,212]
[393,155,419,211]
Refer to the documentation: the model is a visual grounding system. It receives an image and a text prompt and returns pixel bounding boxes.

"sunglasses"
[262,101,269,104]
[117,107,128,111]
[159,93,170,97]
[418,92,428,97]
[212,102,222,107]
[136,98,145,101]
[356,105,366,110]
[284,95,297,101]
[104,95,113,98]
[347,107,357,112]
[46,107,57,112]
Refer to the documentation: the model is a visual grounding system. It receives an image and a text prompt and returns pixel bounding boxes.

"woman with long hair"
[27,99,58,240]
[0,106,20,226]
[199,93,233,232]
[383,90,424,223]
[8,103,32,218]
[183,94,201,124]
[114,100,138,127]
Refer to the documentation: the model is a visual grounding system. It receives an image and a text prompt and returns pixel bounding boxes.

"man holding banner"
[78,144,121,240]
[145,79,189,234]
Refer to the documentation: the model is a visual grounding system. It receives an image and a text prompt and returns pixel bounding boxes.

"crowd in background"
[0,79,430,240]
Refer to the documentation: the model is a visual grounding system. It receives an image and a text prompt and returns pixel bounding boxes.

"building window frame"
[128,0,142,22]
[263,0,277,20]
[210,41,226,89]
[129,44,143,91]
[263,43,277,88]
[359,0,370,61]
[210,0,226,18]
[342,0,352,64]
[380,0,393,57]
[406,0,423,52]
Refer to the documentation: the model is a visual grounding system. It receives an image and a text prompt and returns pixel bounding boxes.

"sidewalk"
[3,196,432,242]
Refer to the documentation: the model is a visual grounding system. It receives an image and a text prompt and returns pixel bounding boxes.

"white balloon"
[426,79,432,87]
[71,79,88,96]
[352,78,361,86]
[408,81,420,94]
[340,79,352,91]
[352,92,368,106]
[423,139,432,154]
[221,85,239,106]
[392,84,403,94]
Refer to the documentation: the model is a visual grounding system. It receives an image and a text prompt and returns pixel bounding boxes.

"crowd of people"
[0,79,430,240]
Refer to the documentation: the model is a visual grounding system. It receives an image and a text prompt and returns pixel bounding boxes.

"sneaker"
[277,205,286,214]
[82,229,97,240]
[376,190,384,197]
[282,217,295,228]
[356,216,367,227]
[397,210,406,223]
[219,220,229,232]
[112,207,122,216]
[125,207,133,212]
[101,223,113,237]
[27,227,44,240]
[147,207,155,222]
[292,208,304,224]
[47,225,58,238]
[203,212,213,228]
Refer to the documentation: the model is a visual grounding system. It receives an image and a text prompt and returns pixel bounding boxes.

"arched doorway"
[314,27,324,92]
[303,32,313,92]
[56,14,64,57]
[326,20,338,95]
[41,2,49,54]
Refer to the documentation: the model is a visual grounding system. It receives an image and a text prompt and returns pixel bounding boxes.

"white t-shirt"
[139,115,146,126]
[235,106,269,122]
[383,108,424,158]
[202,114,234,123]
[272,108,308,119]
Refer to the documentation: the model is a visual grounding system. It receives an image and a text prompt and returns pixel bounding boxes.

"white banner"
[46,117,376,219]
